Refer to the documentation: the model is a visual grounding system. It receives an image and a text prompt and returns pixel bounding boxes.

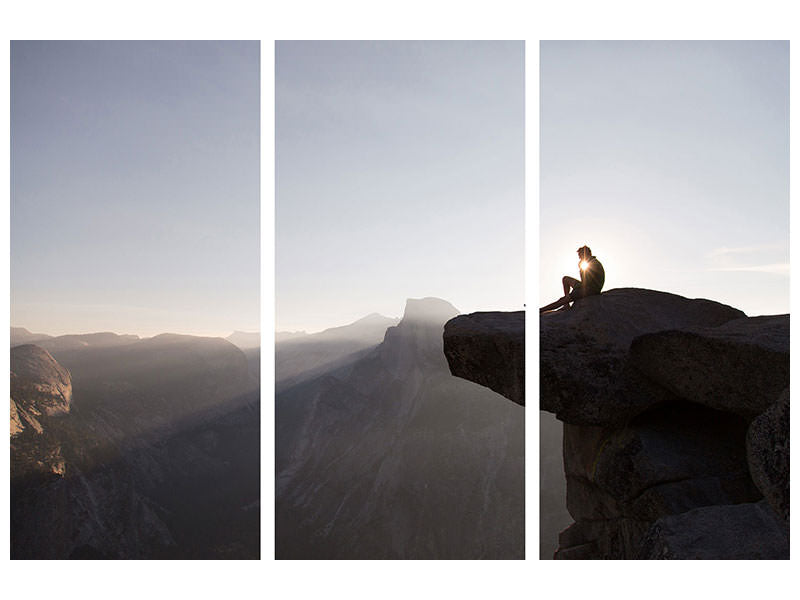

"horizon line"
[10,325,261,340]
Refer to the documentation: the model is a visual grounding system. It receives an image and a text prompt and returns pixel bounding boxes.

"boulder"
[443,311,524,406]
[629,315,789,419]
[540,288,745,425]
[746,389,789,521]
[637,500,789,559]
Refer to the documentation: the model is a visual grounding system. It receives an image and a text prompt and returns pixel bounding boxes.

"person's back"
[582,255,605,295]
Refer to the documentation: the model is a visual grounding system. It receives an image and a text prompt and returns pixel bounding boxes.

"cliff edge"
[443,311,525,406]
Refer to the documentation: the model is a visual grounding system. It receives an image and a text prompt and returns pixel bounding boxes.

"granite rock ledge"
[540,288,789,559]
[443,311,525,406]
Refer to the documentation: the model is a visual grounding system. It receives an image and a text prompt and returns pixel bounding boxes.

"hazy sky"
[11,41,259,337]
[276,41,524,333]
[541,41,789,316]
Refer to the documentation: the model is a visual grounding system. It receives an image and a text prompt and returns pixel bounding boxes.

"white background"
[1,1,797,599]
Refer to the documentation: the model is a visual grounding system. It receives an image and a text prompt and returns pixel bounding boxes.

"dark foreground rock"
[443,311,525,406]
[747,389,790,521]
[541,288,746,425]
[630,315,789,419]
[540,288,789,560]
[637,500,789,559]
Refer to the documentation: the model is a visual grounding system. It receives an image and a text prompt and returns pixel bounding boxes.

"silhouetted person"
[540,245,605,313]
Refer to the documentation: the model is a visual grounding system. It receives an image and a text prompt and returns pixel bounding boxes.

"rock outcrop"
[747,389,789,521]
[11,344,73,420]
[443,311,525,406]
[540,288,789,559]
[637,500,788,559]
[541,288,746,425]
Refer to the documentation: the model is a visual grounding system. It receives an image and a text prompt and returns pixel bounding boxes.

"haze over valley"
[276,297,524,559]
[10,41,260,560]
[10,327,260,559]
[276,41,524,559]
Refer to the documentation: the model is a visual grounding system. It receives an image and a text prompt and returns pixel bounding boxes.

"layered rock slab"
[443,311,525,406]
[540,288,745,425]
[630,315,789,419]
[540,288,789,559]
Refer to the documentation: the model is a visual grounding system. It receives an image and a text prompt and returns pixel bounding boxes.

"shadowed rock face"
[443,311,525,406]
[747,389,789,521]
[637,500,789,559]
[539,288,789,560]
[541,288,746,426]
[629,315,789,419]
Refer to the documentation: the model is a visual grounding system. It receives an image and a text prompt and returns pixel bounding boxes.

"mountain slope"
[10,334,260,559]
[276,312,399,391]
[10,327,52,346]
[276,297,524,559]
[227,330,260,349]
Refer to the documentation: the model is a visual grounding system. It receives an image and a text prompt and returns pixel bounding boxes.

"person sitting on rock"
[540,245,605,313]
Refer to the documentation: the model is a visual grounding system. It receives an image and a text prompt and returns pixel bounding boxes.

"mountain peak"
[353,312,396,325]
[226,330,261,349]
[401,297,459,324]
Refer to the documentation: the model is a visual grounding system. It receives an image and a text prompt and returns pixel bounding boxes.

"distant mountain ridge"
[12,327,261,350]
[11,327,52,346]
[275,312,399,392]
[226,330,260,349]
[275,330,306,342]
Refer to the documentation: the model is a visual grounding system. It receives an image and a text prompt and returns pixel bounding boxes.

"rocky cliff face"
[10,345,72,478]
[276,297,524,559]
[11,344,73,420]
[540,288,789,559]
[443,311,525,406]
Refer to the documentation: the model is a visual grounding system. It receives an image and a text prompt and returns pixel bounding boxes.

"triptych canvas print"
[9,40,789,561]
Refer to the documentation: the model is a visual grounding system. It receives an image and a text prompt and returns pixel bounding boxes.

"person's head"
[577,245,591,261]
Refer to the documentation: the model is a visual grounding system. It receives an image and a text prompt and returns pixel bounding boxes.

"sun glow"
[580,260,589,271]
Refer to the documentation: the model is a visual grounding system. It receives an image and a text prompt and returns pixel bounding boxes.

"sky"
[540,41,789,317]
[276,41,524,333]
[11,41,260,337]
